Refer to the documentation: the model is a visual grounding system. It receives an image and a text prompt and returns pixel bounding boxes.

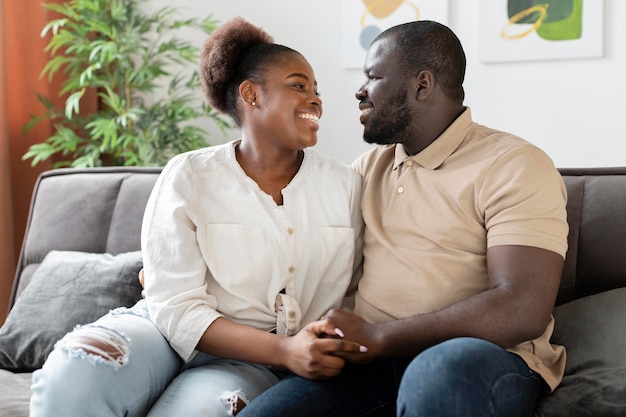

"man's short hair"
[377,21,466,104]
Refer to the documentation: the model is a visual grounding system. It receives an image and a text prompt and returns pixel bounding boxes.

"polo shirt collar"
[393,107,474,170]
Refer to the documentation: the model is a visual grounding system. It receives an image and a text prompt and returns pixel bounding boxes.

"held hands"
[321,309,378,363]
[279,319,367,380]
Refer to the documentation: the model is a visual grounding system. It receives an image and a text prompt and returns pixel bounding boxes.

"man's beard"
[363,91,411,146]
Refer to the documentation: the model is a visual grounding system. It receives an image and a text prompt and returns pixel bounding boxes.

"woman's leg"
[146,354,282,417]
[30,301,182,417]
[397,337,546,417]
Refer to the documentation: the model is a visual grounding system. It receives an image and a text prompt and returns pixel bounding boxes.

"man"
[238,20,568,417]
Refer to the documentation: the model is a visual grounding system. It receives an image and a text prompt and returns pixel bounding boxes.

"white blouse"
[141,141,363,360]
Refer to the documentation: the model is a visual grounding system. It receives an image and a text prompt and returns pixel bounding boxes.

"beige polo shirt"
[352,108,568,391]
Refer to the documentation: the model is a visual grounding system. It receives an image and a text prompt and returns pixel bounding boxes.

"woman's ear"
[239,80,257,107]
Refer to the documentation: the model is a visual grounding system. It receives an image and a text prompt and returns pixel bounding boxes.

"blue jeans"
[30,301,283,417]
[238,337,546,417]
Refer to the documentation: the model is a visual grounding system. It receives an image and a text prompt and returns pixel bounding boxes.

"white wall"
[151,0,626,168]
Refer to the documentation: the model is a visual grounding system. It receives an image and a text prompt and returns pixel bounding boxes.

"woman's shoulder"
[303,148,362,190]
[306,148,357,175]
[166,142,235,173]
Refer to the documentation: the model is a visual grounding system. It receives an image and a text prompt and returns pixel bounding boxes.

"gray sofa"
[1,166,625,416]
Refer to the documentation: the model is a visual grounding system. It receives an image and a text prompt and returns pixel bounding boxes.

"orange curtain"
[0,0,15,325]
[1,0,63,323]
[1,0,98,323]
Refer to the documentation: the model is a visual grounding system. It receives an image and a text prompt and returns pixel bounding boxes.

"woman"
[30,17,365,417]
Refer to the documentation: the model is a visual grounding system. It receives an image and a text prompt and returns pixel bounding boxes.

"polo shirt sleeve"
[480,144,568,258]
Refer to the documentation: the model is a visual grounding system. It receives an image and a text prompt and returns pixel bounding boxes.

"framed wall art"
[479,0,604,63]
[341,0,449,68]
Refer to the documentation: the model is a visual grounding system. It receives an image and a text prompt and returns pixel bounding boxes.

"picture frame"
[479,0,604,63]
[341,0,449,68]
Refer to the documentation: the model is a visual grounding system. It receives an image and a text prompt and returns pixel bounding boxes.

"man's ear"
[239,80,257,106]
[414,70,434,101]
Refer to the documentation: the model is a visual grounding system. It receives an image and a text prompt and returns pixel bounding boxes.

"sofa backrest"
[9,166,626,312]
[9,167,162,310]
[557,167,626,305]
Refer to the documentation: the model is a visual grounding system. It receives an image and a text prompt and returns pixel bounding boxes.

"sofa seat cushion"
[0,251,143,372]
[534,287,626,416]
[0,370,31,417]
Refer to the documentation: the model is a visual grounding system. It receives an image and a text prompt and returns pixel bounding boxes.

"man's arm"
[327,245,563,361]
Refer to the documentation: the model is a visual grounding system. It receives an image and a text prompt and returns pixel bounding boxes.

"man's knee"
[402,337,501,392]
[398,338,502,417]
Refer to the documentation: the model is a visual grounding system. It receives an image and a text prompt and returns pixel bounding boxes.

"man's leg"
[238,358,410,417]
[397,337,546,417]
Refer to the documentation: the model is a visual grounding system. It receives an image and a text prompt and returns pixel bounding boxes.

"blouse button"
[405,160,413,166]
[287,227,294,235]
[397,186,404,194]
[288,266,296,274]
[288,310,296,318]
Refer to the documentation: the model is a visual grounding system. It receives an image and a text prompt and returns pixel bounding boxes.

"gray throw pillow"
[534,287,626,417]
[0,251,143,372]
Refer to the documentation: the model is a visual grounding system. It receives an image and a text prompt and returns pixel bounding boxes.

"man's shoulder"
[465,124,555,166]
[470,123,530,148]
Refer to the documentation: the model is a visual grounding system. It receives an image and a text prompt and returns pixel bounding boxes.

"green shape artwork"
[506,0,582,41]
[536,0,583,40]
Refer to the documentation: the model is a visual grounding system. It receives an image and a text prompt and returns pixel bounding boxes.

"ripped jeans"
[29,300,283,417]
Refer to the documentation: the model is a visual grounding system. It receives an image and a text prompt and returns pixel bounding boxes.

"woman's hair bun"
[200,17,273,113]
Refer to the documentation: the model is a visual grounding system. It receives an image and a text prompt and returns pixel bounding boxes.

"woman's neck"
[235,140,304,205]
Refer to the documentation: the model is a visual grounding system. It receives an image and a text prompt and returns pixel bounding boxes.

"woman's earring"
[251,101,256,107]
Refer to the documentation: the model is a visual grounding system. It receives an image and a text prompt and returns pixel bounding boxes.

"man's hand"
[278,319,368,379]
[323,309,378,363]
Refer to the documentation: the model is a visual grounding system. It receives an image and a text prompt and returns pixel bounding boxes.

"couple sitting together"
[29,16,568,417]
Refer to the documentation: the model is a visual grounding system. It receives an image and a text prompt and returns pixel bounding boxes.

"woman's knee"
[45,307,154,371]
[31,317,179,417]
[32,324,134,402]
[56,325,131,367]
[37,309,174,389]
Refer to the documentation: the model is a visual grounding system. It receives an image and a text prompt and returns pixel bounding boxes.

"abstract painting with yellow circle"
[479,0,603,63]
[341,0,449,68]
[503,0,583,41]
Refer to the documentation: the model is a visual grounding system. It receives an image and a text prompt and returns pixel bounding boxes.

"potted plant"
[23,0,229,168]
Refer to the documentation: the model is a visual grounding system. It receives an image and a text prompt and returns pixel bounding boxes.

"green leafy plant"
[24,0,229,168]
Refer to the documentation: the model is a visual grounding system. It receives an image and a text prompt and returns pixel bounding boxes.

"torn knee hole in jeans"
[220,389,249,416]
[57,326,130,368]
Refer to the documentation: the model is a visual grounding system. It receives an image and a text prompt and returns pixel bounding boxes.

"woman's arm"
[197,317,366,380]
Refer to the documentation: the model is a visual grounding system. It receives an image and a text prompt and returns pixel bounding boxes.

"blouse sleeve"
[141,155,223,360]
[341,168,364,312]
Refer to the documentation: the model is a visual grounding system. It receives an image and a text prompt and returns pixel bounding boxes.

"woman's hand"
[138,268,146,298]
[277,319,367,380]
